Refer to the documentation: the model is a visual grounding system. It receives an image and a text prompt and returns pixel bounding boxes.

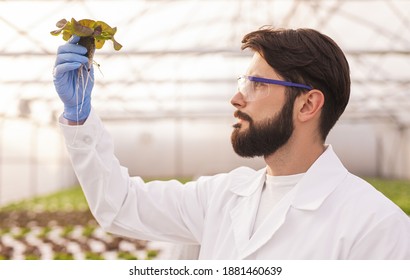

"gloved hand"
[53,35,94,122]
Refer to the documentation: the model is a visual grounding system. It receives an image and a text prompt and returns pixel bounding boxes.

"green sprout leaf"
[71,18,94,37]
[50,17,122,51]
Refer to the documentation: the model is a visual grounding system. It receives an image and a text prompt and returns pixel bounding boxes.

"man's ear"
[296,90,325,122]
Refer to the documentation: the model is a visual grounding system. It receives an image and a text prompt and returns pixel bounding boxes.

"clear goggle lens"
[237,75,312,101]
[237,75,270,101]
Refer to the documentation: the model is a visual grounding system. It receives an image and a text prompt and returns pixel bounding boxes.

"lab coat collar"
[229,167,266,197]
[291,145,349,211]
[228,145,348,259]
[229,145,348,209]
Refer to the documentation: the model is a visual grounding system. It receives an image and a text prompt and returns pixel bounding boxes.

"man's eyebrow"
[246,73,263,78]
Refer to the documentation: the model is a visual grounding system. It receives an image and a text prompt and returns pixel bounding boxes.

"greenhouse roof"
[1,0,409,126]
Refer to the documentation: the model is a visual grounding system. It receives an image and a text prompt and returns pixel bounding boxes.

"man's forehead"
[246,52,281,79]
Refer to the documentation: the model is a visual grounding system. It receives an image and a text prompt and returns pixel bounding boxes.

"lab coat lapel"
[229,169,265,256]
[229,168,294,259]
[291,145,348,210]
[242,190,294,258]
[231,145,348,259]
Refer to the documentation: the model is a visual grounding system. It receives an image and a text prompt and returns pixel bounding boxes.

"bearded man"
[53,27,410,259]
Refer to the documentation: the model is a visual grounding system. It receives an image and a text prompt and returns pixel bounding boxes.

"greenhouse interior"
[0,0,409,260]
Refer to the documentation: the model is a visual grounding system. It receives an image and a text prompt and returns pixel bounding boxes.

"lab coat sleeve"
[59,110,208,244]
[349,210,410,259]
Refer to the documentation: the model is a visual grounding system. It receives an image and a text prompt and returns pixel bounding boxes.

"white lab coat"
[60,110,410,259]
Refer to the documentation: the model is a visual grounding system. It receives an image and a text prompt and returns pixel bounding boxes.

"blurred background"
[1,0,410,205]
[0,0,409,259]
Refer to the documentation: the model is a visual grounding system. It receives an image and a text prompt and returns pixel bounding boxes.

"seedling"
[37,226,52,238]
[51,18,122,68]
[13,227,31,239]
[117,251,138,260]
[51,18,122,122]
[53,252,74,260]
[60,225,74,238]
[82,224,96,238]
[85,251,104,260]
[146,249,158,260]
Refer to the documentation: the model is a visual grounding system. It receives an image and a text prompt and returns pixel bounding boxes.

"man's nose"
[230,91,246,109]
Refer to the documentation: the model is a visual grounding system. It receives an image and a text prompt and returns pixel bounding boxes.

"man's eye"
[253,82,265,89]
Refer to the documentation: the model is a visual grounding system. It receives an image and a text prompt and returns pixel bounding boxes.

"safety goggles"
[237,75,313,101]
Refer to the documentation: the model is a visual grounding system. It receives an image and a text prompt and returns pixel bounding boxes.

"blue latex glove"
[53,35,94,122]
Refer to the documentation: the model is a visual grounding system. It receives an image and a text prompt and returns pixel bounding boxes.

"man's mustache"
[234,110,253,123]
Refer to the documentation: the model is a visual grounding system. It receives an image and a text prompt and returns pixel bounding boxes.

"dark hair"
[241,27,350,141]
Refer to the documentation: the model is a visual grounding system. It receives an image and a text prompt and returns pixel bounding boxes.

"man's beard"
[231,98,294,158]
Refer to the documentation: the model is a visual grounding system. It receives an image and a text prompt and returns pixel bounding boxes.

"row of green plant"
[0,224,96,239]
[0,222,159,260]
[0,187,88,212]
[0,250,158,260]
[0,178,193,212]
[1,177,409,215]
[365,178,410,215]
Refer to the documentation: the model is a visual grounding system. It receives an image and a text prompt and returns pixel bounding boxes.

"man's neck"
[264,140,326,176]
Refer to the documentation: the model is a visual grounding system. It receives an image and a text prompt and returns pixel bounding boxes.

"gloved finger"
[57,43,87,55]
[81,65,94,76]
[55,53,88,66]
[53,62,83,77]
[68,35,81,44]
